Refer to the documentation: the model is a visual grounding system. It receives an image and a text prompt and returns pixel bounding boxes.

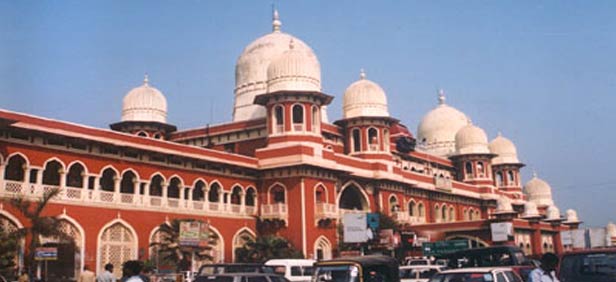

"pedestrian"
[529,252,560,282]
[79,265,96,282]
[97,263,115,282]
[121,260,145,282]
[17,271,28,282]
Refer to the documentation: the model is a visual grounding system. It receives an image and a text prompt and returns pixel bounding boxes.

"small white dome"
[342,70,389,119]
[495,197,514,214]
[454,123,490,155]
[522,201,540,218]
[489,133,521,165]
[565,209,580,223]
[122,75,167,123]
[546,205,561,221]
[234,10,316,121]
[266,39,321,93]
[523,173,554,207]
[417,90,470,157]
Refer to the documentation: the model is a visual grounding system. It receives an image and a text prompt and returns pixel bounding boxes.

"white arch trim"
[7,152,30,167]
[96,218,139,274]
[231,227,256,262]
[313,235,333,260]
[148,172,167,183]
[57,213,86,276]
[191,178,208,188]
[66,160,90,175]
[313,182,329,203]
[168,175,185,187]
[267,182,288,205]
[208,224,225,263]
[99,165,120,175]
[0,209,24,228]
[336,181,371,210]
[120,168,141,181]
[42,157,66,170]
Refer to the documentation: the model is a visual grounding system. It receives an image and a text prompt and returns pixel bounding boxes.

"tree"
[234,235,303,263]
[6,188,74,278]
[0,223,19,279]
[150,219,218,272]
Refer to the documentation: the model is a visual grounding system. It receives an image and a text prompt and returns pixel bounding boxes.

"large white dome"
[267,39,321,93]
[234,10,316,121]
[524,173,555,207]
[489,133,521,165]
[417,91,470,157]
[342,70,389,119]
[121,75,167,123]
[454,123,490,155]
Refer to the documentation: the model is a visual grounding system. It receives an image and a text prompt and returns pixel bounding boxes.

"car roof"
[399,265,443,270]
[439,267,513,274]
[265,259,316,265]
[202,273,277,277]
[561,248,616,256]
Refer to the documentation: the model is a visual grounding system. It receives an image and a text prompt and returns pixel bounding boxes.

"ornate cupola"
[110,75,176,139]
[449,122,495,186]
[253,39,332,147]
[336,70,397,158]
[489,133,525,198]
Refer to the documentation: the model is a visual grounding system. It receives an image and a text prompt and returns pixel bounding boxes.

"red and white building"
[0,10,580,279]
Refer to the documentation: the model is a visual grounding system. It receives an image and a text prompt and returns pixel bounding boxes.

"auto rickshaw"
[312,256,400,282]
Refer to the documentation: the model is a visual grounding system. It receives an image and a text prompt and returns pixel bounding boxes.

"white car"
[265,259,315,282]
[399,265,443,282]
[404,256,432,266]
[428,267,523,282]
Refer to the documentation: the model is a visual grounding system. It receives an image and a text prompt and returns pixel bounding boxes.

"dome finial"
[359,68,366,80]
[289,38,294,50]
[497,131,502,137]
[272,7,282,32]
[532,170,538,178]
[438,89,446,105]
[143,73,149,86]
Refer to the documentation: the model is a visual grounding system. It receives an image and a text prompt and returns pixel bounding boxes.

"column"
[59,169,66,188]
[531,222,543,256]
[143,181,151,207]
[162,182,168,207]
[132,178,139,205]
[553,229,564,255]
[220,192,225,212]
[0,164,5,192]
[92,176,100,201]
[113,176,120,203]
[33,168,42,195]
[187,187,193,209]
[239,191,246,213]
[80,173,88,200]
[203,188,209,211]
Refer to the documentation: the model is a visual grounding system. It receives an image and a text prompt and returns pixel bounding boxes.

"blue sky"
[1,1,615,227]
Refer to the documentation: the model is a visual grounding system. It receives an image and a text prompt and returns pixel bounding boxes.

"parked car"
[558,248,616,282]
[399,265,444,282]
[195,273,289,282]
[198,264,275,276]
[443,246,533,281]
[428,267,523,282]
[265,259,315,282]
[312,255,399,282]
[404,257,432,266]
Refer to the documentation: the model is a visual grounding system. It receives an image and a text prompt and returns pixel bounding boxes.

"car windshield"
[313,265,359,282]
[560,252,616,282]
[429,273,494,282]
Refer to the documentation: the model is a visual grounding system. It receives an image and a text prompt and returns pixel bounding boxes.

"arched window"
[245,188,256,207]
[311,106,319,133]
[389,196,399,213]
[99,222,136,277]
[338,184,369,211]
[477,162,485,177]
[449,206,455,222]
[368,128,379,151]
[508,171,515,185]
[418,203,425,218]
[42,160,63,186]
[465,162,473,178]
[137,131,148,137]
[475,210,481,220]
[233,230,255,262]
[149,175,164,197]
[315,185,326,204]
[434,204,441,222]
[441,205,448,221]
[168,177,182,199]
[192,181,206,201]
[496,171,504,186]
[4,154,27,181]
[66,163,85,188]
[230,186,242,205]
[270,185,285,204]
[463,209,469,221]
[153,133,162,139]
[408,201,416,217]
[352,128,361,152]
[99,168,117,192]
[292,104,304,131]
[273,105,284,133]
[209,182,221,202]
[120,171,137,194]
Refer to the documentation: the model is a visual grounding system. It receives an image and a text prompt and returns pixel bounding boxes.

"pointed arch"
[314,183,328,204]
[417,202,425,218]
[313,236,333,260]
[231,227,256,262]
[96,218,138,275]
[267,182,287,204]
[408,199,417,217]
[167,176,184,199]
[192,180,207,201]
[42,157,66,169]
[208,224,225,263]
[42,158,64,186]
[149,174,165,197]
[388,194,399,212]
[52,213,86,279]
[99,167,118,192]
[4,153,28,182]
[245,186,257,212]
[337,181,370,211]
[208,181,223,203]
[66,161,87,188]
[230,185,243,205]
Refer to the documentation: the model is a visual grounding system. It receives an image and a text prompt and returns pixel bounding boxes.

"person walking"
[529,252,560,282]
[79,265,96,282]
[97,263,115,282]
[121,261,145,282]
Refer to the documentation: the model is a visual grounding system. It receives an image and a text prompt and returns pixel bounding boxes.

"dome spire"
[143,73,149,86]
[289,38,295,50]
[438,89,446,105]
[532,170,538,178]
[272,7,282,32]
[359,68,366,80]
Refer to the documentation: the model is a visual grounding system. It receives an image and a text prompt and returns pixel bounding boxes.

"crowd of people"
[75,261,159,282]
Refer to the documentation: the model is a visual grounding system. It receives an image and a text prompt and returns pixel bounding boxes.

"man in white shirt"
[529,252,560,282]
[97,263,115,282]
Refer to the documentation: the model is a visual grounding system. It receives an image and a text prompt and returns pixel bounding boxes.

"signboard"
[561,230,573,246]
[367,213,380,230]
[198,222,210,247]
[343,213,370,243]
[571,229,587,249]
[589,228,607,248]
[180,221,209,247]
[491,222,513,242]
[422,240,469,256]
[35,247,58,261]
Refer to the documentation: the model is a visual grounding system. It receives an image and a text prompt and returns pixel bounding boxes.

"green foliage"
[234,235,303,263]
[0,224,18,279]
[6,188,74,276]
[149,218,218,271]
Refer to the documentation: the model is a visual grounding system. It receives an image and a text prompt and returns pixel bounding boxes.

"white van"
[264,259,315,282]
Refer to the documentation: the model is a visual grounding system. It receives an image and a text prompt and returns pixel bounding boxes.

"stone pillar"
[113,176,120,203]
[133,178,139,204]
[162,182,168,207]
[81,173,88,200]
[240,191,246,213]
[59,169,66,188]
[203,188,210,211]
[553,230,564,255]
[531,222,543,256]
[221,192,226,212]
